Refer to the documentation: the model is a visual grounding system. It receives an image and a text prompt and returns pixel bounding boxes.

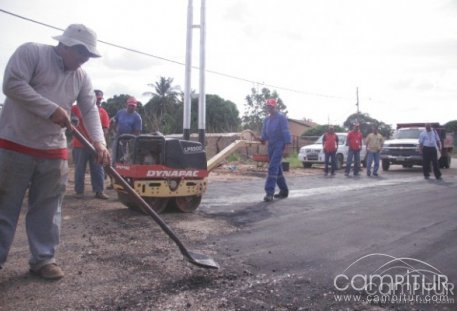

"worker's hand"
[50,106,71,128]
[94,142,111,166]
[259,138,265,145]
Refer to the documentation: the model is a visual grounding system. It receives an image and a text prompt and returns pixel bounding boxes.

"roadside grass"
[284,151,302,169]
[226,152,240,162]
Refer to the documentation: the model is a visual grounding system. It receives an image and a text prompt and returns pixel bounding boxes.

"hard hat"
[266,98,277,107]
[127,97,138,107]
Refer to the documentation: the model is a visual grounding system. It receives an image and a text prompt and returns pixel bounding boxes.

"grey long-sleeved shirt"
[0,42,105,150]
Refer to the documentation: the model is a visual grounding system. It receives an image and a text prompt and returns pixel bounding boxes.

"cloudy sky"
[1,0,456,127]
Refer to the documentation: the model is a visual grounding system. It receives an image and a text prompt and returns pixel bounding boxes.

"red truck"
[380,123,454,170]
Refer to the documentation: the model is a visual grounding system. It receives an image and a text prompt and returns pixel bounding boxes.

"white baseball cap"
[53,24,101,58]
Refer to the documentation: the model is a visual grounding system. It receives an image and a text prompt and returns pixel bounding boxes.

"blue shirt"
[419,129,440,148]
[261,112,291,145]
[114,109,142,137]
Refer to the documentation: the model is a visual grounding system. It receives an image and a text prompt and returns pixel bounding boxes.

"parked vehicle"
[298,133,367,169]
[380,123,453,171]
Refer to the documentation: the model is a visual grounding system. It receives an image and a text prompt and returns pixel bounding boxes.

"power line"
[0,8,352,100]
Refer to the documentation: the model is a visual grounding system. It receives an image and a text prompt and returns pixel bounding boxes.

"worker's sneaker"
[30,263,64,280]
[274,190,289,199]
[95,192,109,200]
[75,192,84,199]
[263,195,274,202]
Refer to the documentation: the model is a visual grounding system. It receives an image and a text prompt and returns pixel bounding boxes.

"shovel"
[71,125,219,269]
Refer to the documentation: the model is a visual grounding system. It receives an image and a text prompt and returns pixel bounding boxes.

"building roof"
[287,118,318,128]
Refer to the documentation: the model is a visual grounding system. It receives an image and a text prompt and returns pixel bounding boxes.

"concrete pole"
[198,0,206,146]
[183,0,193,140]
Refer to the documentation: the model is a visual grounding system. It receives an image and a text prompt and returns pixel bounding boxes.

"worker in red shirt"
[322,126,339,176]
[345,123,363,176]
[71,89,110,199]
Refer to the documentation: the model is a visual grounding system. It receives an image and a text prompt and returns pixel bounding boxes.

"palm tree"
[143,77,180,132]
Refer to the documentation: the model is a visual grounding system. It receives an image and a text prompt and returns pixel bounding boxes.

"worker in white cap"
[0,24,110,280]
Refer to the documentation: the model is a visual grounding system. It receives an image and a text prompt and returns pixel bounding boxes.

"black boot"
[274,190,289,199]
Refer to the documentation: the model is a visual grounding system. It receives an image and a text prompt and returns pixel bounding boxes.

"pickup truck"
[380,123,453,171]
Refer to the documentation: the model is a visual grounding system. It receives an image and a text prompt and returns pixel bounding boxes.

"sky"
[1,0,457,128]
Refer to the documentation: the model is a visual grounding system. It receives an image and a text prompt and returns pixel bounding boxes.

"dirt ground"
[0,162,382,311]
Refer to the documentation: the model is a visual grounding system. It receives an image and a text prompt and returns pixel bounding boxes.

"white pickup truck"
[380,123,453,170]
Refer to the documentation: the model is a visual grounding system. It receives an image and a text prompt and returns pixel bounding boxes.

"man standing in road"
[322,126,339,176]
[0,24,110,280]
[419,123,442,180]
[365,126,384,177]
[260,98,291,202]
[71,89,110,199]
[345,123,363,177]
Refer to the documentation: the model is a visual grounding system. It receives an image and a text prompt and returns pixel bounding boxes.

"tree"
[174,94,241,133]
[444,120,457,133]
[143,77,180,132]
[102,94,143,118]
[343,112,392,138]
[302,124,345,137]
[205,95,241,132]
[242,87,287,133]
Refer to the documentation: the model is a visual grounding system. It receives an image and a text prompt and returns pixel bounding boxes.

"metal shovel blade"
[71,126,219,270]
[185,251,220,270]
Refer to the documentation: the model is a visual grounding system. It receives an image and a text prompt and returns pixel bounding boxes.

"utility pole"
[198,0,206,146]
[183,0,193,141]
[183,0,206,147]
[355,87,360,123]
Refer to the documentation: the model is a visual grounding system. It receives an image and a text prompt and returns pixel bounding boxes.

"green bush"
[284,151,301,168]
[226,152,240,162]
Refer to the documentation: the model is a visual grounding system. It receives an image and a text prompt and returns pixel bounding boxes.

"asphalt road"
[201,163,457,310]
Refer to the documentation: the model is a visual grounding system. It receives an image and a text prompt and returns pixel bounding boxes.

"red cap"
[127,97,138,106]
[266,98,277,107]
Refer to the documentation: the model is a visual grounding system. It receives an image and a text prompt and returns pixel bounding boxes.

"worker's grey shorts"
[0,148,68,270]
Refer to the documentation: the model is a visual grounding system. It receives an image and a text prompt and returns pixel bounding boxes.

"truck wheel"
[382,160,390,171]
[302,162,312,168]
[336,154,344,170]
[444,156,451,169]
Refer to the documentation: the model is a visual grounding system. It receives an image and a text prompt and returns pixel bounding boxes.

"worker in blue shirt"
[418,123,442,180]
[260,98,292,202]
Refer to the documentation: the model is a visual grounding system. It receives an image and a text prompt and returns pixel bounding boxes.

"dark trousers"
[324,152,336,174]
[422,146,441,179]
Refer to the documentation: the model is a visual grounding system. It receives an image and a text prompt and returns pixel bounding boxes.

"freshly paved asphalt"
[201,162,457,309]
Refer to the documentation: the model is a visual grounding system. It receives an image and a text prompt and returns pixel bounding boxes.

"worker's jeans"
[324,151,337,174]
[366,151,380,175]
[345,149,361,175]
[265,142,288,196]
[73,147,105,194]
[0,148,68,270]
